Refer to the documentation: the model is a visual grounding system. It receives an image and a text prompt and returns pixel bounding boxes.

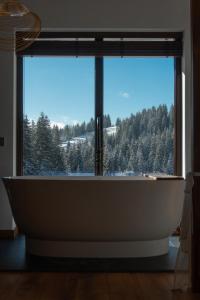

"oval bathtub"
[2,176,185,258]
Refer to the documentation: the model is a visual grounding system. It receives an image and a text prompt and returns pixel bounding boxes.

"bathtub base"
[26,238,169,258]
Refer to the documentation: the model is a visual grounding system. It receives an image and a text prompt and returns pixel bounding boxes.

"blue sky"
[24,56,174,127]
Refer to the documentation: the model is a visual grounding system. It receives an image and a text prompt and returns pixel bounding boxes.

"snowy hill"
[60,137,86,148]
[60,126,117,149]
[105,126,117,136]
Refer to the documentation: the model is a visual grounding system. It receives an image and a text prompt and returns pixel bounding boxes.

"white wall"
[0,0,191,229]
[24,0,188,30]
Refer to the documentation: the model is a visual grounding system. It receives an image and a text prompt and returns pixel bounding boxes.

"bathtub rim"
[2,175,184,181]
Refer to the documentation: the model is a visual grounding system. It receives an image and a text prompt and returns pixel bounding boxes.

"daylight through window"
[17,33,182,176]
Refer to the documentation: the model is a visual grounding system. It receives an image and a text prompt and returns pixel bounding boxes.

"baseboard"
[0,227,18,239]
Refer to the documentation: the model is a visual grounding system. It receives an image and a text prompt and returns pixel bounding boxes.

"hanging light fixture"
[0,0,41,52]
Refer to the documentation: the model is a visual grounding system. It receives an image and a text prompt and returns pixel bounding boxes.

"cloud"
[119,91,130,99]
[50,121,66,129]
[29,115,80,128]
[71,120,79,125]
[50,117,80,128]
[59,116,80,126]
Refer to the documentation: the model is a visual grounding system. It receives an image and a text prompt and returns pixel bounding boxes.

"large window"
[23,57,95,176]
[17,32,182,176]
[103,57,175,176]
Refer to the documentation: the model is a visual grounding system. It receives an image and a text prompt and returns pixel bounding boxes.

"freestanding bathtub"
[2,176,185,258]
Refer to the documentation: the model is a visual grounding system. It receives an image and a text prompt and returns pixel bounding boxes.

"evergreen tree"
[51,125,66,174]
[23,104,175,176]
[34,113,55,175]
[103,114,112,128]
[23,115,35,175]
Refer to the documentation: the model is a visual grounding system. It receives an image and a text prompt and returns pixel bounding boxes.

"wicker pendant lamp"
[0,0,41,52]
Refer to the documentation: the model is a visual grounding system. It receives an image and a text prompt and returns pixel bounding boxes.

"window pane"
[23,57,95,176]
[103,57,174,176]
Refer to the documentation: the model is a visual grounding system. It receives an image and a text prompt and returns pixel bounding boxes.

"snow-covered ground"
[105,126,117,136]
[60,136,87,148]
[60,126,117,149]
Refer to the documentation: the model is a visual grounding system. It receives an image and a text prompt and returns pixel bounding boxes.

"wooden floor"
[0,272,199,300]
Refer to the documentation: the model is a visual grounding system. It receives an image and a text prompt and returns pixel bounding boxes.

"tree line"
[23,104,174,175]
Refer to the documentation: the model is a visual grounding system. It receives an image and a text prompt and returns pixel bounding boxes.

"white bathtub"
[3,176,185,258]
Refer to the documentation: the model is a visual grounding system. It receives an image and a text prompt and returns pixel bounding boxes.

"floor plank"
[0,272,199,300]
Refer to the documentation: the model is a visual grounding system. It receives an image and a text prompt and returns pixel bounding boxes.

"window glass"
[23,57,95,176]
[103,57,174,176]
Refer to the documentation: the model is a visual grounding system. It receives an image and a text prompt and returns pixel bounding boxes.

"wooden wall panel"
[192,0,200,171]
[192,176,200,292]
[191,0,200,293]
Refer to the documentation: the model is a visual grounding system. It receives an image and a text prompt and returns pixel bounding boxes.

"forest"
[23,104,174,176]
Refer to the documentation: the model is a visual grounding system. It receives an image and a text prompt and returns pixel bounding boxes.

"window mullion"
[174,57,182,176]
[17,56,24,176]
[95,56,104,176]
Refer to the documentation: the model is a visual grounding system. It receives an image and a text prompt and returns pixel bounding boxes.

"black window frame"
[16,31,183,176]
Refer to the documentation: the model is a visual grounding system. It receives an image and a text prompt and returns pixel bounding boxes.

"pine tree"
[34,113,55,175]
[153,138,164,173]
[23,115,35,175]
[148,134,156,172]
[23,104,175,176]
[103,114,112,128]
[166,153,173,174]
[51,125,66,174]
